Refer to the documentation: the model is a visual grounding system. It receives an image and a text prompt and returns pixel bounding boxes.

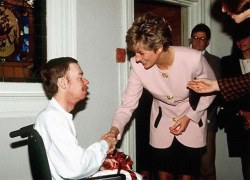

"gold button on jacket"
[167,95,173,100]
[161,73,168,78]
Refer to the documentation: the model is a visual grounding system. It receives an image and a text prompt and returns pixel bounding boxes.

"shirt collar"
[49,97,73,120]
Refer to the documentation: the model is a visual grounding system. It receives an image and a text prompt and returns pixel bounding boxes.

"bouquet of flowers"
[93,149,142,180]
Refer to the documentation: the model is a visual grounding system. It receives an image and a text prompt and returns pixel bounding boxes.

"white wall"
[0,0,244,179]
[75,0,133,151]
[75,0,138,159]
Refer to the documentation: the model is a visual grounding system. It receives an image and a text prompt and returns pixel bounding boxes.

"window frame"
[0,0,77,118]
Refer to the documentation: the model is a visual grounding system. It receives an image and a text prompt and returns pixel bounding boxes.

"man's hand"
[102,135,117,153]
[102,126,120,153]
[187,78,219,93]
[100,159,118,170]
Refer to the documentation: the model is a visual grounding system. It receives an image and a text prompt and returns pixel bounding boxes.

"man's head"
[190,23,211,51]
[41,57,89,104]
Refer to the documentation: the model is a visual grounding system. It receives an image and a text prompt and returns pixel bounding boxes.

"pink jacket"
[112,46,216,148]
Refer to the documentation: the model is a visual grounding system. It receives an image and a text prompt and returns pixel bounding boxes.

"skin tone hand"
[101,126,120,153]
[240,110,250,130]
[101,134,117,154]
[109,126,120,138]
[102,126,119,139]
[99,159,118,170]
[169,115,190,135]
[187,78,220,93]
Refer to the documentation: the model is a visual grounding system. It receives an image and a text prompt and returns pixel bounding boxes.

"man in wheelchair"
[34,57,118,179]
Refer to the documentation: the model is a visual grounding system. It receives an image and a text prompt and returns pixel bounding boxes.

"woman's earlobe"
[157,46,164,53]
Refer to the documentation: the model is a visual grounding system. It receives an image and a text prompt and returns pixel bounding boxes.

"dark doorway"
[135,1,182,46]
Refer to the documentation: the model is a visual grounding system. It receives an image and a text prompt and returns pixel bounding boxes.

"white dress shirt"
[240,58,250,74]
[34,98,108,180]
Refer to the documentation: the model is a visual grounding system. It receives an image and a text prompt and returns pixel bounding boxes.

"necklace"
[157,68,169,79]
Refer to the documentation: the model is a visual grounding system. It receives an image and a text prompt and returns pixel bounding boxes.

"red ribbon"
[101,149,138,180]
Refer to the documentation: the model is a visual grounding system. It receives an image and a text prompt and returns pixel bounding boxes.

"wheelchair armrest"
[81,174,126,180]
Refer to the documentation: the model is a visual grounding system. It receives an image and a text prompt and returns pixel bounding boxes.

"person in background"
[106,12,216,180]
[221,0,250,23]
[218,21,250,180]
[34,57,117,180]
[190,23,221,180]
[187,0,250,101]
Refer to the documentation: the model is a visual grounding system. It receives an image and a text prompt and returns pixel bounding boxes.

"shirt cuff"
[100,140,109,153]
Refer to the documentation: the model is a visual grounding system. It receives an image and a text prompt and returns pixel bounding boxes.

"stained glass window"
[0,0,46,82]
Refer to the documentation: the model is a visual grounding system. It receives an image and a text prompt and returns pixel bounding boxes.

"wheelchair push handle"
[9,124,34,138]
[9,130,22,138]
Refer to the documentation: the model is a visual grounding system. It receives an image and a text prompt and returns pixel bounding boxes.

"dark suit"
[219,54,250,157]
[204,51,221,79]
[204,51,221,132]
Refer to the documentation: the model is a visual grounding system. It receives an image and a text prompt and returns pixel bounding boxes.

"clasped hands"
[101,116,191,152]
[101,126,120,153]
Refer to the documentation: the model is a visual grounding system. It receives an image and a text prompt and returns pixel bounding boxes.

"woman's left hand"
[169,115,190,135]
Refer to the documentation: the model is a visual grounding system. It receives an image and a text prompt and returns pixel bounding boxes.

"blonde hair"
[126,12,172,53]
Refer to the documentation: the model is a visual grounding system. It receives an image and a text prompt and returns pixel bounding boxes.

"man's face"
[237,36,250,53]
[66,63,89,103]
[190,31,209,51]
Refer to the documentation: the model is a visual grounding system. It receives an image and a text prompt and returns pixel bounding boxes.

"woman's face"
[134,47,162,70]
[236,36,250,53]
[222,5,250,23]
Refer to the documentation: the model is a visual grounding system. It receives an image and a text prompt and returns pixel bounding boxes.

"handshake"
[101,126,120,153]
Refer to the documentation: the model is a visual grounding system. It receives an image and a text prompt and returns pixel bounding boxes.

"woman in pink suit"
[107,12,216,180]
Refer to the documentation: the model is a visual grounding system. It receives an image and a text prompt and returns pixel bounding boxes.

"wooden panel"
[0,62,32,81]
[135,2,181,46]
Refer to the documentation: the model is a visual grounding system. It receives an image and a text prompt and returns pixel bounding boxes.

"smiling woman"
[0,0,46,82]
